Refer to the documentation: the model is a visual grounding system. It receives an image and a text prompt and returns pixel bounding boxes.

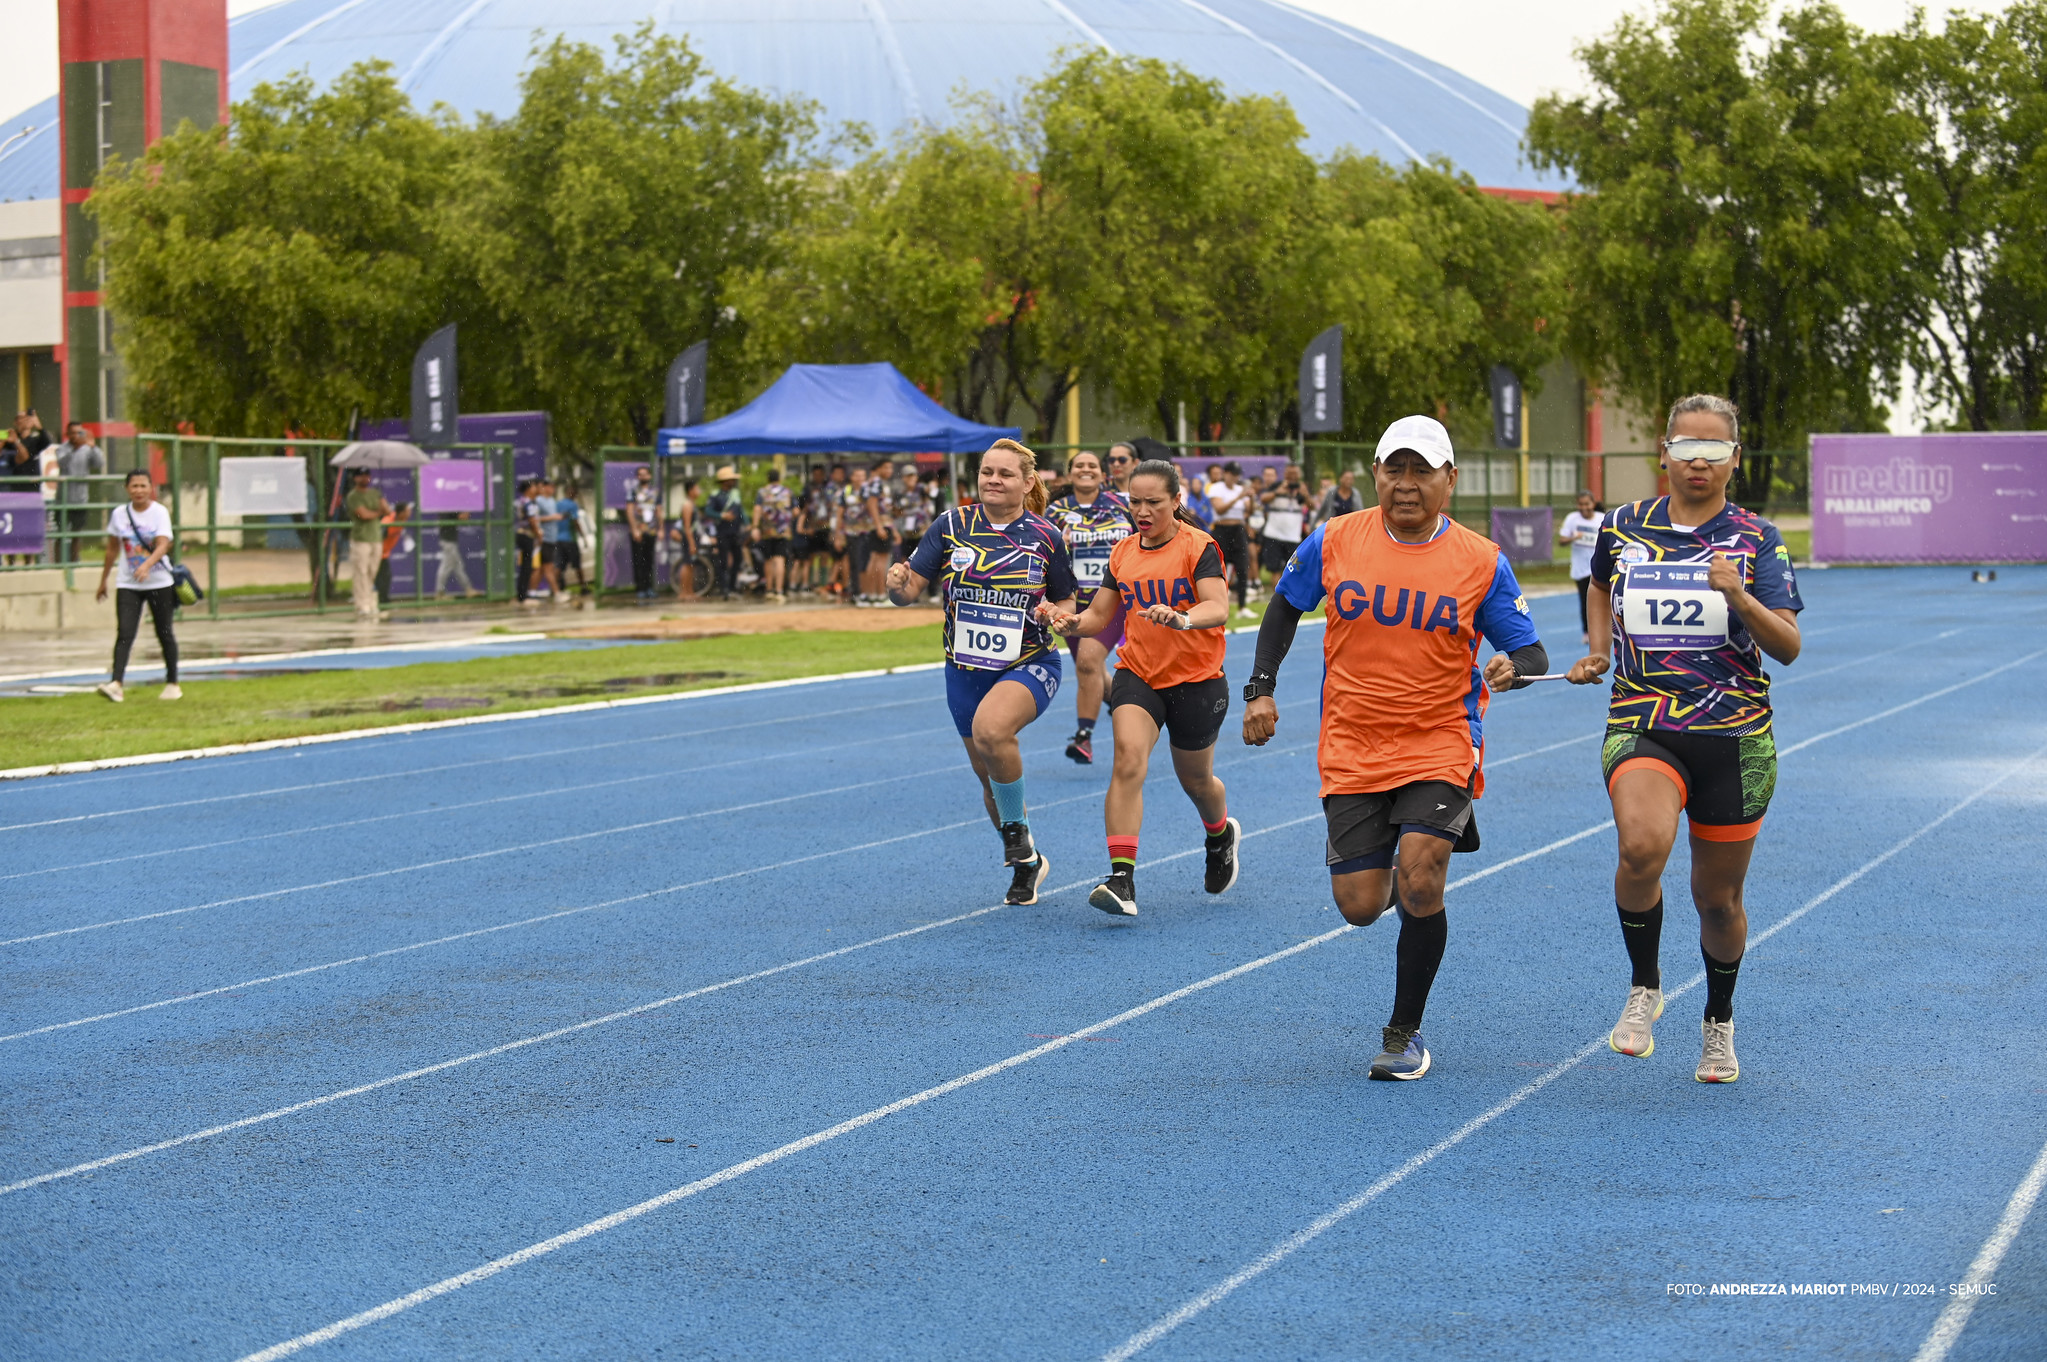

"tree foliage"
[1527,0,1913,468]
[91,63,477,437]
[455,27,820,450]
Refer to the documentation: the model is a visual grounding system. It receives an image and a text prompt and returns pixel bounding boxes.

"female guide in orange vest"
[1041,459,1240,918]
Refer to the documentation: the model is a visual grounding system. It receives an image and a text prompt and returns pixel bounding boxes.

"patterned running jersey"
[755,482,794,537]
[1048,489,1135,606]
[1590,497,1803,736]
[908,504,1079,670]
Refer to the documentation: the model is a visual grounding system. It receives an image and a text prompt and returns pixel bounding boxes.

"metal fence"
[0,434,520,619]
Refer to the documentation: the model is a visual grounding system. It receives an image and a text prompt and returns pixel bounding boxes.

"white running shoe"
[1696,1019,1739,1083]
[96,680,124,703]
[1608,985,1664,1057]
[159,683,183,701]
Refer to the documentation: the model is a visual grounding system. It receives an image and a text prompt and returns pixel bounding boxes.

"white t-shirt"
[1262,488,1306,544]
[109,502,175,590]
[1560,510,1602,580]
[1207,482,1251,524]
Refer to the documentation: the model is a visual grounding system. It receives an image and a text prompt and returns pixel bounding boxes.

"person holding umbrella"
[344,467,391,621]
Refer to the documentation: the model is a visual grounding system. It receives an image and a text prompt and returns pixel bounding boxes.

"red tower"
[57,0,227,452]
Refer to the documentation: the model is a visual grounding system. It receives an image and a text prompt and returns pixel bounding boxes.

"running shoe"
[1000,821,1037,866]
[1006,854,1049,906]
[96,680,123,703]
[1608,985,1665,1057]
[1089,870,1137,917]
[1370,1026,1431,1081]
[1064,729,1094,764]
[1696,1019,1739,1083]
[159,683,183,701]
[1203,817,1241,895]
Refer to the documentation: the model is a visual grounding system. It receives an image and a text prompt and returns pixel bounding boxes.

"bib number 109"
[953,600,1027,670]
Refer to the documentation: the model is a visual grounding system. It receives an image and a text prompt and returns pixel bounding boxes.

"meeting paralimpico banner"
[1298,326,1343,434]
[410,325,459,447]
[1810,432,2047,563]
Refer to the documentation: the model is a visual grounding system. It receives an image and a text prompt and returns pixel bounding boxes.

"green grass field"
[1,625,944,769]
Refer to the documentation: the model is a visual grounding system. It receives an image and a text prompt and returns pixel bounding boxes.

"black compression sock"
[1617,898,1663,990]
[1076,718,1095,736]
[1389,909,1447,1031]
[1702,947,1742,1023]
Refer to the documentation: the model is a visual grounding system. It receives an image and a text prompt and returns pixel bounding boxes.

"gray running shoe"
[1608,985,1665,1057]
[1369,1026,1431,1080]
[1696,1019,1739,1083]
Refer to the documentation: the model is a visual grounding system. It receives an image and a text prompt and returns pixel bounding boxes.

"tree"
[453,26,820,461]
[90,63,483,437]
[1527,0,1914,495]
[724,114,1038,429]
[1887,2,2047,430]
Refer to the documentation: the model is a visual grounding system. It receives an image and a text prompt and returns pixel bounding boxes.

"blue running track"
[3,567,2044,1361]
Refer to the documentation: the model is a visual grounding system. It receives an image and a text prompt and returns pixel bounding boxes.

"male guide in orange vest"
[1243,415,1548,1081]
[1044,458,1239,919]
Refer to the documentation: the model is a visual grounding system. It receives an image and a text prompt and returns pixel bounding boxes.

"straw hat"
[715,465,739,481]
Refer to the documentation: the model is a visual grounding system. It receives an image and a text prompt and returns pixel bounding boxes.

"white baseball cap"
[1374,415,1456,469]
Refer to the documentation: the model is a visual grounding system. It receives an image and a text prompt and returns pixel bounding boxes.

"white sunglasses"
[1663,438,1740,465]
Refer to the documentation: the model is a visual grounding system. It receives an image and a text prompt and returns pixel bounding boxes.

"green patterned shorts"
[1601,725,1777,839]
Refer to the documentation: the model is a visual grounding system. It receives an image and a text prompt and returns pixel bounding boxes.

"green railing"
[0,434,521,619]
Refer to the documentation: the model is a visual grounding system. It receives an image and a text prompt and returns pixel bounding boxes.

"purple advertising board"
[601,462,680,589]
[1489,505,1555,565]
[419,461,487,513]
[0,493,45,555]
[1811,432,2047,563]
[359,411,549,484]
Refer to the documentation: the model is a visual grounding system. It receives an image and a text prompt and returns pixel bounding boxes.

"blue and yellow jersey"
[1590,497,1804,736]
[908,504,1079,671]
[1048,490,1136,607]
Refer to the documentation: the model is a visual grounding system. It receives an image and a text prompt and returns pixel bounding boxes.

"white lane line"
[0,812,1328,1198]
[0,724,944,883]
[0,664,949,785]
[1778,647,2045,756]
[231,923,1360,1362]
[1099,742,2047,1361]
[1911,1134,2047,1362]
[1489,733,1595,766]
[0,764,965,947]
[0,695,931,830]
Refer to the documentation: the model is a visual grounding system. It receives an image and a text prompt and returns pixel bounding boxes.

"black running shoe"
[1089,870,1138,917]
[1064,729,1094,764]
[1204,817,1241,895]
[1006,854,1049,906]
[1000,821,1037,866]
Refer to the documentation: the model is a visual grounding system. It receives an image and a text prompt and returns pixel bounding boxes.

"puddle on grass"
[267,671,735,719]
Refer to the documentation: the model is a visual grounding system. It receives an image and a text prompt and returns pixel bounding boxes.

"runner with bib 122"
[888,439,1079,906]
[1048,450,1136,766]
[1566,393,1803,1084]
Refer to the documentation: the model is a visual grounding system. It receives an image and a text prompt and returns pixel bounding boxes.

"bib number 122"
[1641,597,1705,627]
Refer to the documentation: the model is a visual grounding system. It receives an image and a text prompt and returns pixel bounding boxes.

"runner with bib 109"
[1243,415,1548,1082]
[1566,394,1802,1084]
[1048,450,1136,767]
[1041,458,1238,919]
[888,439,1079,907]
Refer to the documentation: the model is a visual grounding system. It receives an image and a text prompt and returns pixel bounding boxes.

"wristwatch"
[1243,675,1276,702]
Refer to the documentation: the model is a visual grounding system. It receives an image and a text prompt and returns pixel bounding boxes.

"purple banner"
[0,493,45,554]
[360,410,549,484]
[419,461,486,513]
[1490,505,1555,565]
[601,462,679,589]
[1811,433,2047,563]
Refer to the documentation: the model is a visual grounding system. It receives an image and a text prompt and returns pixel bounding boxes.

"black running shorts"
[1323,781,1474,874]
[1107,669,1229,752]
[760,536,790,559]
[1601,726,1776,841]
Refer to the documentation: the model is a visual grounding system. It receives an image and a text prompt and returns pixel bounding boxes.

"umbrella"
[330,440,431,469]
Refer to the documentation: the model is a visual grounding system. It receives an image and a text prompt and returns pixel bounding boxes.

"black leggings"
[114,586,179,683]
[1575,575,1592,634]
[1213,524,1252,607]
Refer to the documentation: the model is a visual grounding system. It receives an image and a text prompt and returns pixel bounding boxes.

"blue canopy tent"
[656,362,1019,458]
